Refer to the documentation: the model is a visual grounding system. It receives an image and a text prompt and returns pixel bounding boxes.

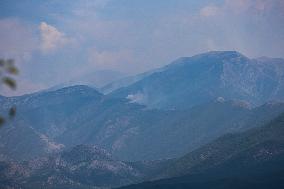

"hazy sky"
[0,0,284,95]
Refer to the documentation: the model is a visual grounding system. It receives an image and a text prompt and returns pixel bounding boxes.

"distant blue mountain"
[110,51,284,109]
[46,69,127,92]
[101,68,164,94]
[1,85,284,162]
[119,112,284,189]
[0,51,284,188]
[1,51,284,162]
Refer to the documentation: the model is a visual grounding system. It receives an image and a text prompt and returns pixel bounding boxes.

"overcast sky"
[0,0,284,95]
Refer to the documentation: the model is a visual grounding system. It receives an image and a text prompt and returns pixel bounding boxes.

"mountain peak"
[44,85,103,99]
[171,51,249,67]
[193,50,248,61]
[111,51,284,110]
[205,50,243,55]
[53,85,99,94]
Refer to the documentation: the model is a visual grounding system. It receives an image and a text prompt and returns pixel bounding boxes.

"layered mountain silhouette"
[110,51,284,109]
[0,51,284,188]
[120,112,284,189]
[1,85,283,162]
[1,105,284,189]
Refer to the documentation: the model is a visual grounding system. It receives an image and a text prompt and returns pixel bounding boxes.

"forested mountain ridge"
[1,85,283,161]
[119,112,284,189]
[110,51,284,110]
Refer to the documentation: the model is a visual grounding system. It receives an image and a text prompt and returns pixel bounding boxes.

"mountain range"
[1,103,284,189]
[1,85,284,162]
[0,51,284,188]
[54,69,127,90]
[120,112,284,189]
[110,51,284,109]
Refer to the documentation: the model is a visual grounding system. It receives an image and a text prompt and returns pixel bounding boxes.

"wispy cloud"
[39,22,71,53]
[1,0,284,95]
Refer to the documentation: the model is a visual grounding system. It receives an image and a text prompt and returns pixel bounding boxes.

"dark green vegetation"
[0,59,18,126]
[119,113,284,189]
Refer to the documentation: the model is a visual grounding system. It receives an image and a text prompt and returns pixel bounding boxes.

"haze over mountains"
[120,112,284,189]
[1,51,284,188]
[45,69,127,92]
[0,145,144,189]
[1,85,284,162]
[111,51,284,109]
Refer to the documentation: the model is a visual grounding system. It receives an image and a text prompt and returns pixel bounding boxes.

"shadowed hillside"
[119,112,284,189]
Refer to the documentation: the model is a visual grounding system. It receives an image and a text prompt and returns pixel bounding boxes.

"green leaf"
[0,116,5,126]
[9,106,16,118]
[2,77,16,89]
[6,66,19,75]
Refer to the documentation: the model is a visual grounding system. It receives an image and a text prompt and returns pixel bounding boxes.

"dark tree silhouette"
[0,59,18,126]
